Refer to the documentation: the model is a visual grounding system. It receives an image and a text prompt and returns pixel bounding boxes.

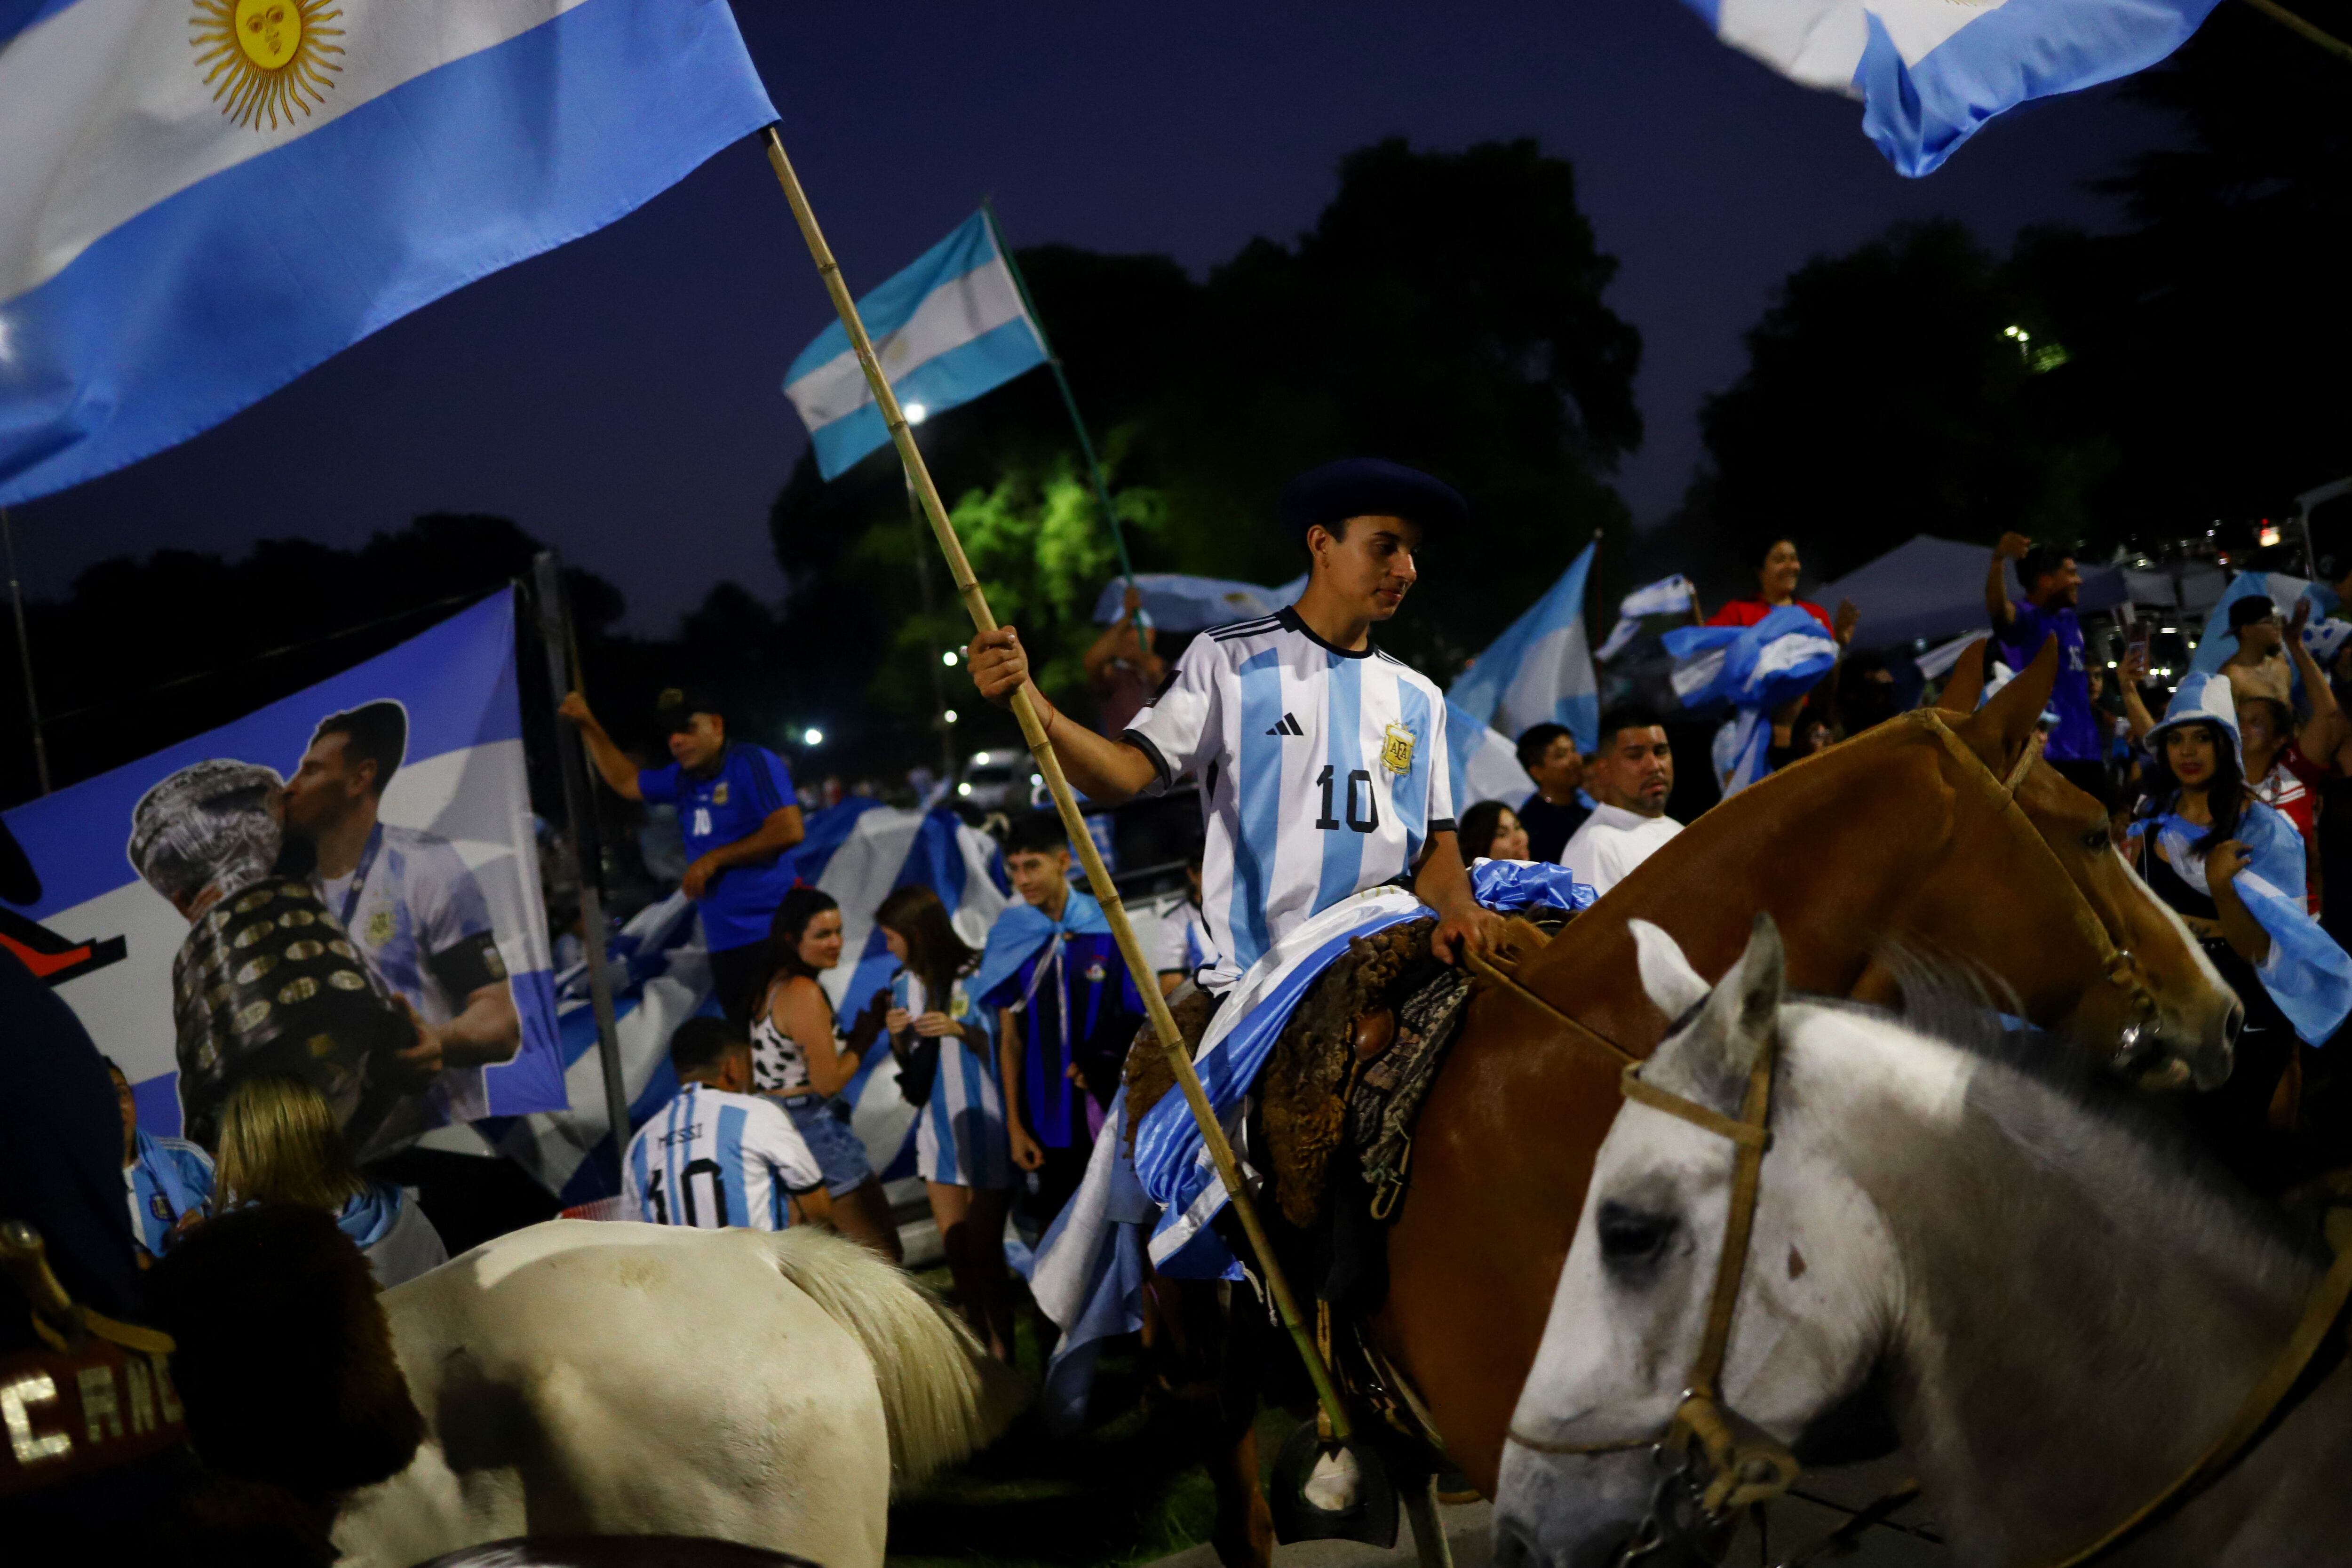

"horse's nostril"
[2224,1001,2245,1046]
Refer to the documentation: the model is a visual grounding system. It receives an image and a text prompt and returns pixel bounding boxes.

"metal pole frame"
[1,508,52,796]
[764,127,1353,1437]
[528,556,632,1183]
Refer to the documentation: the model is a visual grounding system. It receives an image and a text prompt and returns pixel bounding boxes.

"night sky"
[8,1,2174,635]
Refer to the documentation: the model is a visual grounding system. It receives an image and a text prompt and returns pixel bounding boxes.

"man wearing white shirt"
[1559,705,1682,896]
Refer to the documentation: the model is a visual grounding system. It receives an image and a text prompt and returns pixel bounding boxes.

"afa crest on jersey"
[1381,721,1416,776]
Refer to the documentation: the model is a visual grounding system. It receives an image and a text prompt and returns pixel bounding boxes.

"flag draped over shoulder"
[0,0,777,505]
[1448,542,1599,751]
[1678,0,2225,177]
[784,210,1049,479]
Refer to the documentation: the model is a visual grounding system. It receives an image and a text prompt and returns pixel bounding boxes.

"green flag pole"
[980,198,1141,605]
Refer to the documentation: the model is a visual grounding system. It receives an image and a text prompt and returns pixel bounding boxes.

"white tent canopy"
[1816,534,2129,652]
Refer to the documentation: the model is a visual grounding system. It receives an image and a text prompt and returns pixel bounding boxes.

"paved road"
[1139,1460,1945,1568]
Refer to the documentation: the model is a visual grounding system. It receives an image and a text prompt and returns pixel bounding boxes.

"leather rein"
[1471,718,2352,1566]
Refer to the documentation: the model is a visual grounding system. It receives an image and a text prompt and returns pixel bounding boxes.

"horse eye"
[1597,1201,1676,1269]
[2081,828,2111,852]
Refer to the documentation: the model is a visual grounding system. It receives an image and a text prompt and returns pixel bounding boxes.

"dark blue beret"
[1279,459,1467,541]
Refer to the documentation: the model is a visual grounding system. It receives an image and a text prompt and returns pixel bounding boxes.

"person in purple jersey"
[1988,533,2106,804]
[563,685,806,1023]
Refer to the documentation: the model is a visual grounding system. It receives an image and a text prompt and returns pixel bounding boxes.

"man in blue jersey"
[622,1018,831,1232]
[282,701,519,1126]
[105,1058,212,1264]
[562,686,806,1022]
[977,812,1146,1221]
[966,459,1499,992]
[1987,534,2103,803]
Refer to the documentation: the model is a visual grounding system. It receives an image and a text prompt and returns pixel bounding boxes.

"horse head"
[1909,636,2238,1088]
[1494,916,1897,1568]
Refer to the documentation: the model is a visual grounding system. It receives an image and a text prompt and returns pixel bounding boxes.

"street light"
[941,650,959,667]
[944,708,959,725]
[802,727,824,748]
[904,402,929,424]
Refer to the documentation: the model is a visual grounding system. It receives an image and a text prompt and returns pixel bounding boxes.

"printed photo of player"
[281,700,522,1125]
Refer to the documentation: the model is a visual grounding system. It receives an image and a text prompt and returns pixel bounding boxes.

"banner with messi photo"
[0,593,567,1155]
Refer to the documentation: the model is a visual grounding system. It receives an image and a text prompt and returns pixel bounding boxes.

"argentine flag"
[1594,573,1698,662]
[1664,604,1837,797]
[1447,541,1600,751]
[0,0,777,506]
[1680,0,2225,176]
[785,211,1049,479]
[1444,699,1538,812]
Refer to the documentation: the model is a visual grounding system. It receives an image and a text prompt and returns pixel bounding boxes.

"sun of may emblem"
[191,0,345,131]
[1381,721,1416,775]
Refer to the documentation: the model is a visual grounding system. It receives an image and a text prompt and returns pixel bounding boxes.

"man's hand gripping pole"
[761,127,1353,1441]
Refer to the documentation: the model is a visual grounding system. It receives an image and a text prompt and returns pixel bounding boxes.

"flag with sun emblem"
[0,1,776,505]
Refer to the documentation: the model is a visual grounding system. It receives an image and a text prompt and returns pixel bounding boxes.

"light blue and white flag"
[1445,698,1539,811]
[1,594,568,1140]
[501,798,1010,1203]
[1128,861,1596,1278]
[0,0,776,505]
[785,211,1049,479]
[1663,604,1837,797]
[1089,572,1295,634]
[1594,573,1698,662]
[1678,0,2225,177]
[1448,541,1599,751]
[2149,807,2352,1046]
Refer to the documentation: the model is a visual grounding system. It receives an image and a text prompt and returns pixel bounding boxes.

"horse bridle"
[1503,1028,1799,1566]
[1914,710,2161,1069]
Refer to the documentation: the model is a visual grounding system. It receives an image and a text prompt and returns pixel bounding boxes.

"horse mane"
[759,1226,1025,1487]
[1785,980,2326,1273]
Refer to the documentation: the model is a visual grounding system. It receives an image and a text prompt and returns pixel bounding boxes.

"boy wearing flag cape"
[978,811,1146,1223]
[965,459,1501,1006]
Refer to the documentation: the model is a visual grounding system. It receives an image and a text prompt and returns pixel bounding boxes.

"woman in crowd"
[1705,536,1859,646]
[1457,799,1531,863]
[2127,674,2352,1189]
[747,887,902,1260]
[876,884,1013,1359]
[215,1074,446,1288]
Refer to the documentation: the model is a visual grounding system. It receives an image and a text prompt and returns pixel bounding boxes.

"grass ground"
[885,1268,1299,1568]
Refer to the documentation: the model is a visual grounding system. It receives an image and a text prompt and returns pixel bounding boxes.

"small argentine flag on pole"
[784,212,1049,479]
[1447,541,1601,751]
[1679,0,2225,176]
[0,0,778,506]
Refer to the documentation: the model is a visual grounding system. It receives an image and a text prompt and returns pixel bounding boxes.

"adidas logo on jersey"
[1265,712,1306,737]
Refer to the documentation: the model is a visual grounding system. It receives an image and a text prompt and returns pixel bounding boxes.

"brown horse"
[1189,641,2241,1566]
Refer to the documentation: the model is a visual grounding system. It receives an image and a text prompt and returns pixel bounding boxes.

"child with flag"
[966,459,1500,995]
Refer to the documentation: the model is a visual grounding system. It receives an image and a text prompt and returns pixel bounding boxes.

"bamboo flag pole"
[761,127,1354,1440]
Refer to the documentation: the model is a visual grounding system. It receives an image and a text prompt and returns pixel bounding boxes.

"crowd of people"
[51,458,2352,1400]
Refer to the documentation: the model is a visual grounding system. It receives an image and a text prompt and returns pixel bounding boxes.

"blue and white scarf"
[2149,803,2352,1045]
[1663,605,1838,798]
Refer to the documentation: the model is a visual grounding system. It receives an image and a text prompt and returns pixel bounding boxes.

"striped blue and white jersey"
[1125,607,1454,988]
[621,1082,825,1231]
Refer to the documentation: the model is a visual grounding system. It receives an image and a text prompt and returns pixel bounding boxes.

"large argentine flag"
[1680,0,2225,177]
[784,211,1049,479]
[1448,541,1600,751]
[0,0,776,505]
[0,593,568,1138]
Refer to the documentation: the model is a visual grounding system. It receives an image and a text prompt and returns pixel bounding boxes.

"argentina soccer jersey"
[622,1081,826,1232]
[1124,609,1454,988]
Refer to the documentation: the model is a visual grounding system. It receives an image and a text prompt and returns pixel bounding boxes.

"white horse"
[1493,916,2352,1568]
[332,1219,1023,1568]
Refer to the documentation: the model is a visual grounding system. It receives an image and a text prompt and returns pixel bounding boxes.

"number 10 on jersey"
[1315,764,1380,833]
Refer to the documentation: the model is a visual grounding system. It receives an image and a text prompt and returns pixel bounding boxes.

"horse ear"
[1936,638,1989,713]
[1954,634,2058,777]
[1657,913,1785,1103]
[1630,919,1708,1021]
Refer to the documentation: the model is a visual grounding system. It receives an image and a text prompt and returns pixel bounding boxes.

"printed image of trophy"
[128,760,416,1153]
